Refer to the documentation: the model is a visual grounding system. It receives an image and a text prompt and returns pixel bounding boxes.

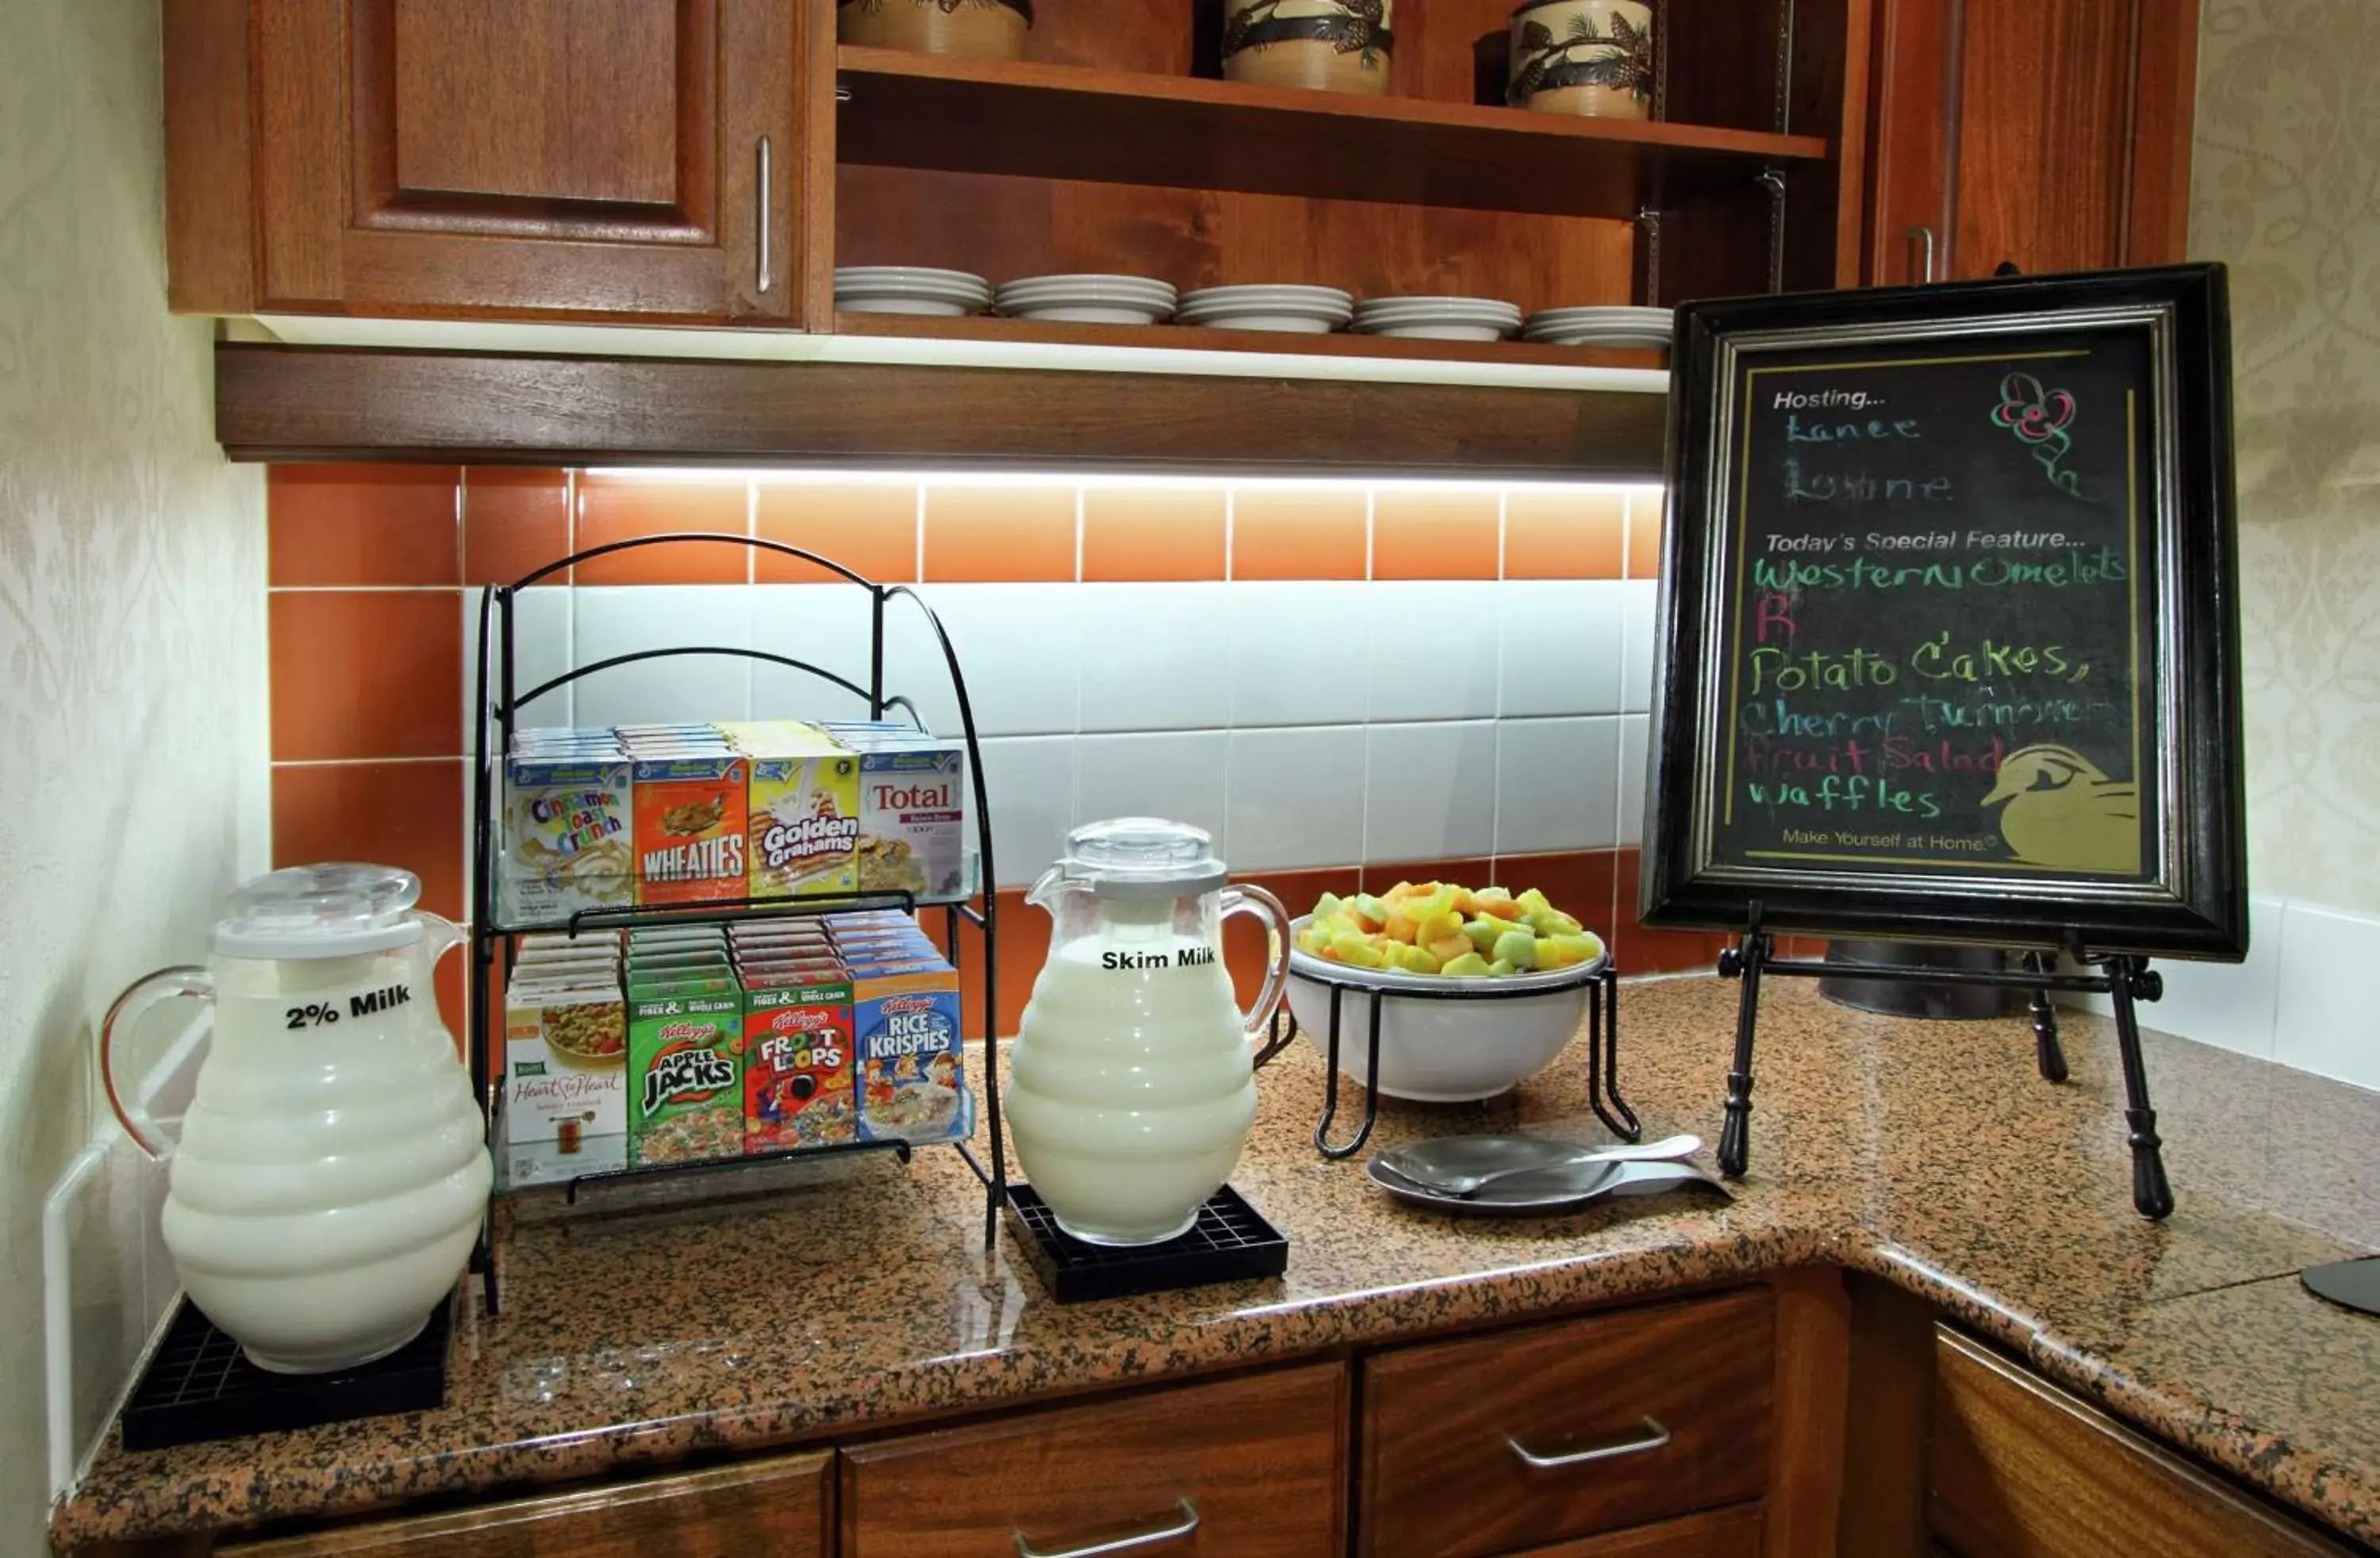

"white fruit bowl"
[1286,915,1607,1103]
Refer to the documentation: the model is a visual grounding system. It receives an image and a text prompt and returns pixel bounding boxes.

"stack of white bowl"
[1350,295,1525,342]
[1524,305,1672,348]
[834,267,992,317]
[1175,285,1356,335]
[994,274,1179,325]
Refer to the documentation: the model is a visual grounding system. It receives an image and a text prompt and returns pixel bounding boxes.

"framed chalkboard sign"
[1641,265,2247,961]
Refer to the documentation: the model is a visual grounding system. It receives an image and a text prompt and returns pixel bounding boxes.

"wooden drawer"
[841,1362,1348,1558]
[1361,1288,1775,1558]
[221,1451,829,1556]
[1929,1327,2355,1558]
[1499,1502,1765,1556]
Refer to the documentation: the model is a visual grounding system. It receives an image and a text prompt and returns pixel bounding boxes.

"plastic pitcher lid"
[1054,818,1228,899]
[215,863,428,959]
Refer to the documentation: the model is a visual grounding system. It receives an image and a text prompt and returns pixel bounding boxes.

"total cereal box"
[743,976,857,1152]
[852,958,966,1145]
[836,735,967,900]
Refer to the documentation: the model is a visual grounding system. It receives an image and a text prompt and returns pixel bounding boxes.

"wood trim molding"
[211,343,1671,477]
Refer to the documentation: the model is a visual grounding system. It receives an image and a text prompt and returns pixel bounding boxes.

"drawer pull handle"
[1507,1416,1673,1470]
[1015,1498,1200,1558]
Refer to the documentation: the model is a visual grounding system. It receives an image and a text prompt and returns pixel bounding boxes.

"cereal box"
[743,977,857,1152]
[500,755,634,924]
[628,988,745,1165]
[835,736,967,900]
[852,960,966,1145]
[747,746,861,901]
[504,982,628,1150]
[632,756,749,905]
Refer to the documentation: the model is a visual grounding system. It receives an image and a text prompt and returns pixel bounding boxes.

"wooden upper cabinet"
[1863,0,2198,284]
[167,0,804,323]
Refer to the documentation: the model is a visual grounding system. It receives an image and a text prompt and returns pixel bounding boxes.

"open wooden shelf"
[835,46,1830,222]
[832,310,1668,371]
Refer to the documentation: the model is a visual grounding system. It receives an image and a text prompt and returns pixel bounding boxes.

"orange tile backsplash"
[921,485,1077,582]
[269,464,460,588]
[1626,492,1665,581]
[463,467,570,586]
[1507,487,1626,580]
[575,474,750,585]
[1230,486,1368,580]
[1370,488,1500,581]
[754,482,919,585]
[269,590,462,762]
[272,759,467,921]
[1082,487,1226,581]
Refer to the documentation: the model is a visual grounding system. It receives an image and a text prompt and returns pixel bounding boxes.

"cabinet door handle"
[1507,1416,1673,1470]
[754,135,773,295]
[1906,224,1937,284]
[1015,1499,1200,1558]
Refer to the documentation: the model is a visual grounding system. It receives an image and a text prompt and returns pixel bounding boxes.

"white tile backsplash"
[749,584,880,724]
[1493,716,1622,855]
[975,736,1077,889]
[1226,581,1372,728]
[1366,581,1502,724]
[1618,713,1649,847]
[1078,582,1233,733]
[570,587,754,727]
[1496,581,1626,718]
[1075,731,1231,850]
[2276,903,2380,1088]
[2144,896,2283,1060]
[1226,727,1368,871]
[1618,580,1659,715]
[463,586,574,747]
[888,585,1082,738]
[1362,721,1498,863]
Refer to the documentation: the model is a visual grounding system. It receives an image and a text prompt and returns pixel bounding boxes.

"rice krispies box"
[743,977,858,1152]
[628,988,745,1165]
[631,756,749,905]
[852,960,966,1145]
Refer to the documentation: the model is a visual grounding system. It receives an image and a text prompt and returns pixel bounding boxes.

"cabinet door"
[248,0,798,321]
[1929,1329,2355,1558]
[218,1451,830,1556]
[1360,1289,1775,1558]
[1865,0,2198,282]
[841,1363,1348,1558]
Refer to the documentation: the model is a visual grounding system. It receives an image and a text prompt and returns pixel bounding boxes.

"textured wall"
[0,0,268,1533]
[2192,0,2380,913]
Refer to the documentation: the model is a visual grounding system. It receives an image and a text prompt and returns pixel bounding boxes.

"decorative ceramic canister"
[1223,0,1395,96]
[838,0,1032,61]
[1508,0,1654,120]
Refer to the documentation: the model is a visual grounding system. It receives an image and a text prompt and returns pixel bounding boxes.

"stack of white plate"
[1350,296,1525,343]
[995,274,1179,325]
[834,267,992,317]
[1524,305,1673,348]
[1174,285,1356,335]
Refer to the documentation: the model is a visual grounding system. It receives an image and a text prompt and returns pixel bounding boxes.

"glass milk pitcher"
[1007,819,1292,1245]
[102,864,491,1372]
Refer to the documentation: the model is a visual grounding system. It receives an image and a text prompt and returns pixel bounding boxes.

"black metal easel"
[1714,905,2174,1218]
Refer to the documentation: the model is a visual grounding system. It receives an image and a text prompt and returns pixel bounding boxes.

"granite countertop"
[52,978,2380,1549]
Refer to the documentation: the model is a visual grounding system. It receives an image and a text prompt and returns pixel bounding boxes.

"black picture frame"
[1640,264,2248,960]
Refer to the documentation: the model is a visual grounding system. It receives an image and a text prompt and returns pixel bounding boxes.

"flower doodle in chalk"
[1991,372,2085,497]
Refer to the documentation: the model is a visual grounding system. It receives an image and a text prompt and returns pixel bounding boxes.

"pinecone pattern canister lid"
[838,0,1032,61]
[1223,1,1395,97]
[1508,0,1653,120]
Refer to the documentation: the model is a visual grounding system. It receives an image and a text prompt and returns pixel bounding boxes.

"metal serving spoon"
[1382,1134,1703,1199]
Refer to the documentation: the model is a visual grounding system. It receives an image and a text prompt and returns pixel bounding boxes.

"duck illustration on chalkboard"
[1982,746,2141,874]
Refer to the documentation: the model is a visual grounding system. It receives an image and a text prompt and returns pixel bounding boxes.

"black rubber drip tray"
[121,1295,453,1451]
[1005,1184,1288,1303]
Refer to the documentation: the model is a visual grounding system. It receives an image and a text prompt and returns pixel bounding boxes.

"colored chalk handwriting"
[1991,372,2086,498]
